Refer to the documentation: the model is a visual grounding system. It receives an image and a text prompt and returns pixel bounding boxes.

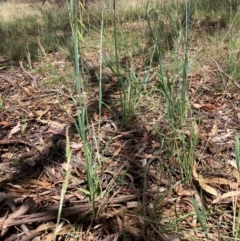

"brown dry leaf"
[126,201,140,209]
[201,103,216,111]
[65,106,73,116]
[150,129,157,136]
[144,125,152,132]
[192,103,202,109]
[33,109,49,119]
[1,152,14,159]
[0,121,9,126]
[110,94,121,99]
[113,146,122,157]
[199,132,208,139]
[21,86,31,95]
[193,161,219,196]
[37,118,66,129]
[8,122,20,138]
[209,122,218,136]
[184,130,191,137]
[43,223,73,241]
[208,141,233,154]
[178,197,195,213]
[182,123,199,138]
[70,142,83,149]
[211,130,234,143]
[0,210,8,232]
[122,215,141,236]
[21,179,53,188]
[61,163,72,171]
[228,159,238,169]
[204,177,238,189]
[233,169,240,183]
[193,122,199,136]
[47,128,65,135]
[92,112,99,121]
[175,183,197,196]
[36,222,55,232]
[185,231,218,241]
[152,142,161,148]
[212,190,240,204]
[116,215,123,233]
[190,87,195,94]
[73,191,85,200]
[39,136,46,145]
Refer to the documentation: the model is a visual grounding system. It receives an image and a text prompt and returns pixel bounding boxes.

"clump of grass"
[144,1,198,185]
[5,0,240,239]
[0,15,40,60]
[0,1,70,61]
[119,71,141,126]
[225,3,240,80]
[68,0,101,212]
[86,2,146,29]
[196,0,239,13]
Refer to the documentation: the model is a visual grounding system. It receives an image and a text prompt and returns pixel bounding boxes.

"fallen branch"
[5,195,136,227]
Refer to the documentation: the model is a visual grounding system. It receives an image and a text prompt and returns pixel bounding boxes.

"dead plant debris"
[0,50,240,241]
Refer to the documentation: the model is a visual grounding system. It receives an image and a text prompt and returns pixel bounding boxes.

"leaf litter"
[0,50,240,241]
